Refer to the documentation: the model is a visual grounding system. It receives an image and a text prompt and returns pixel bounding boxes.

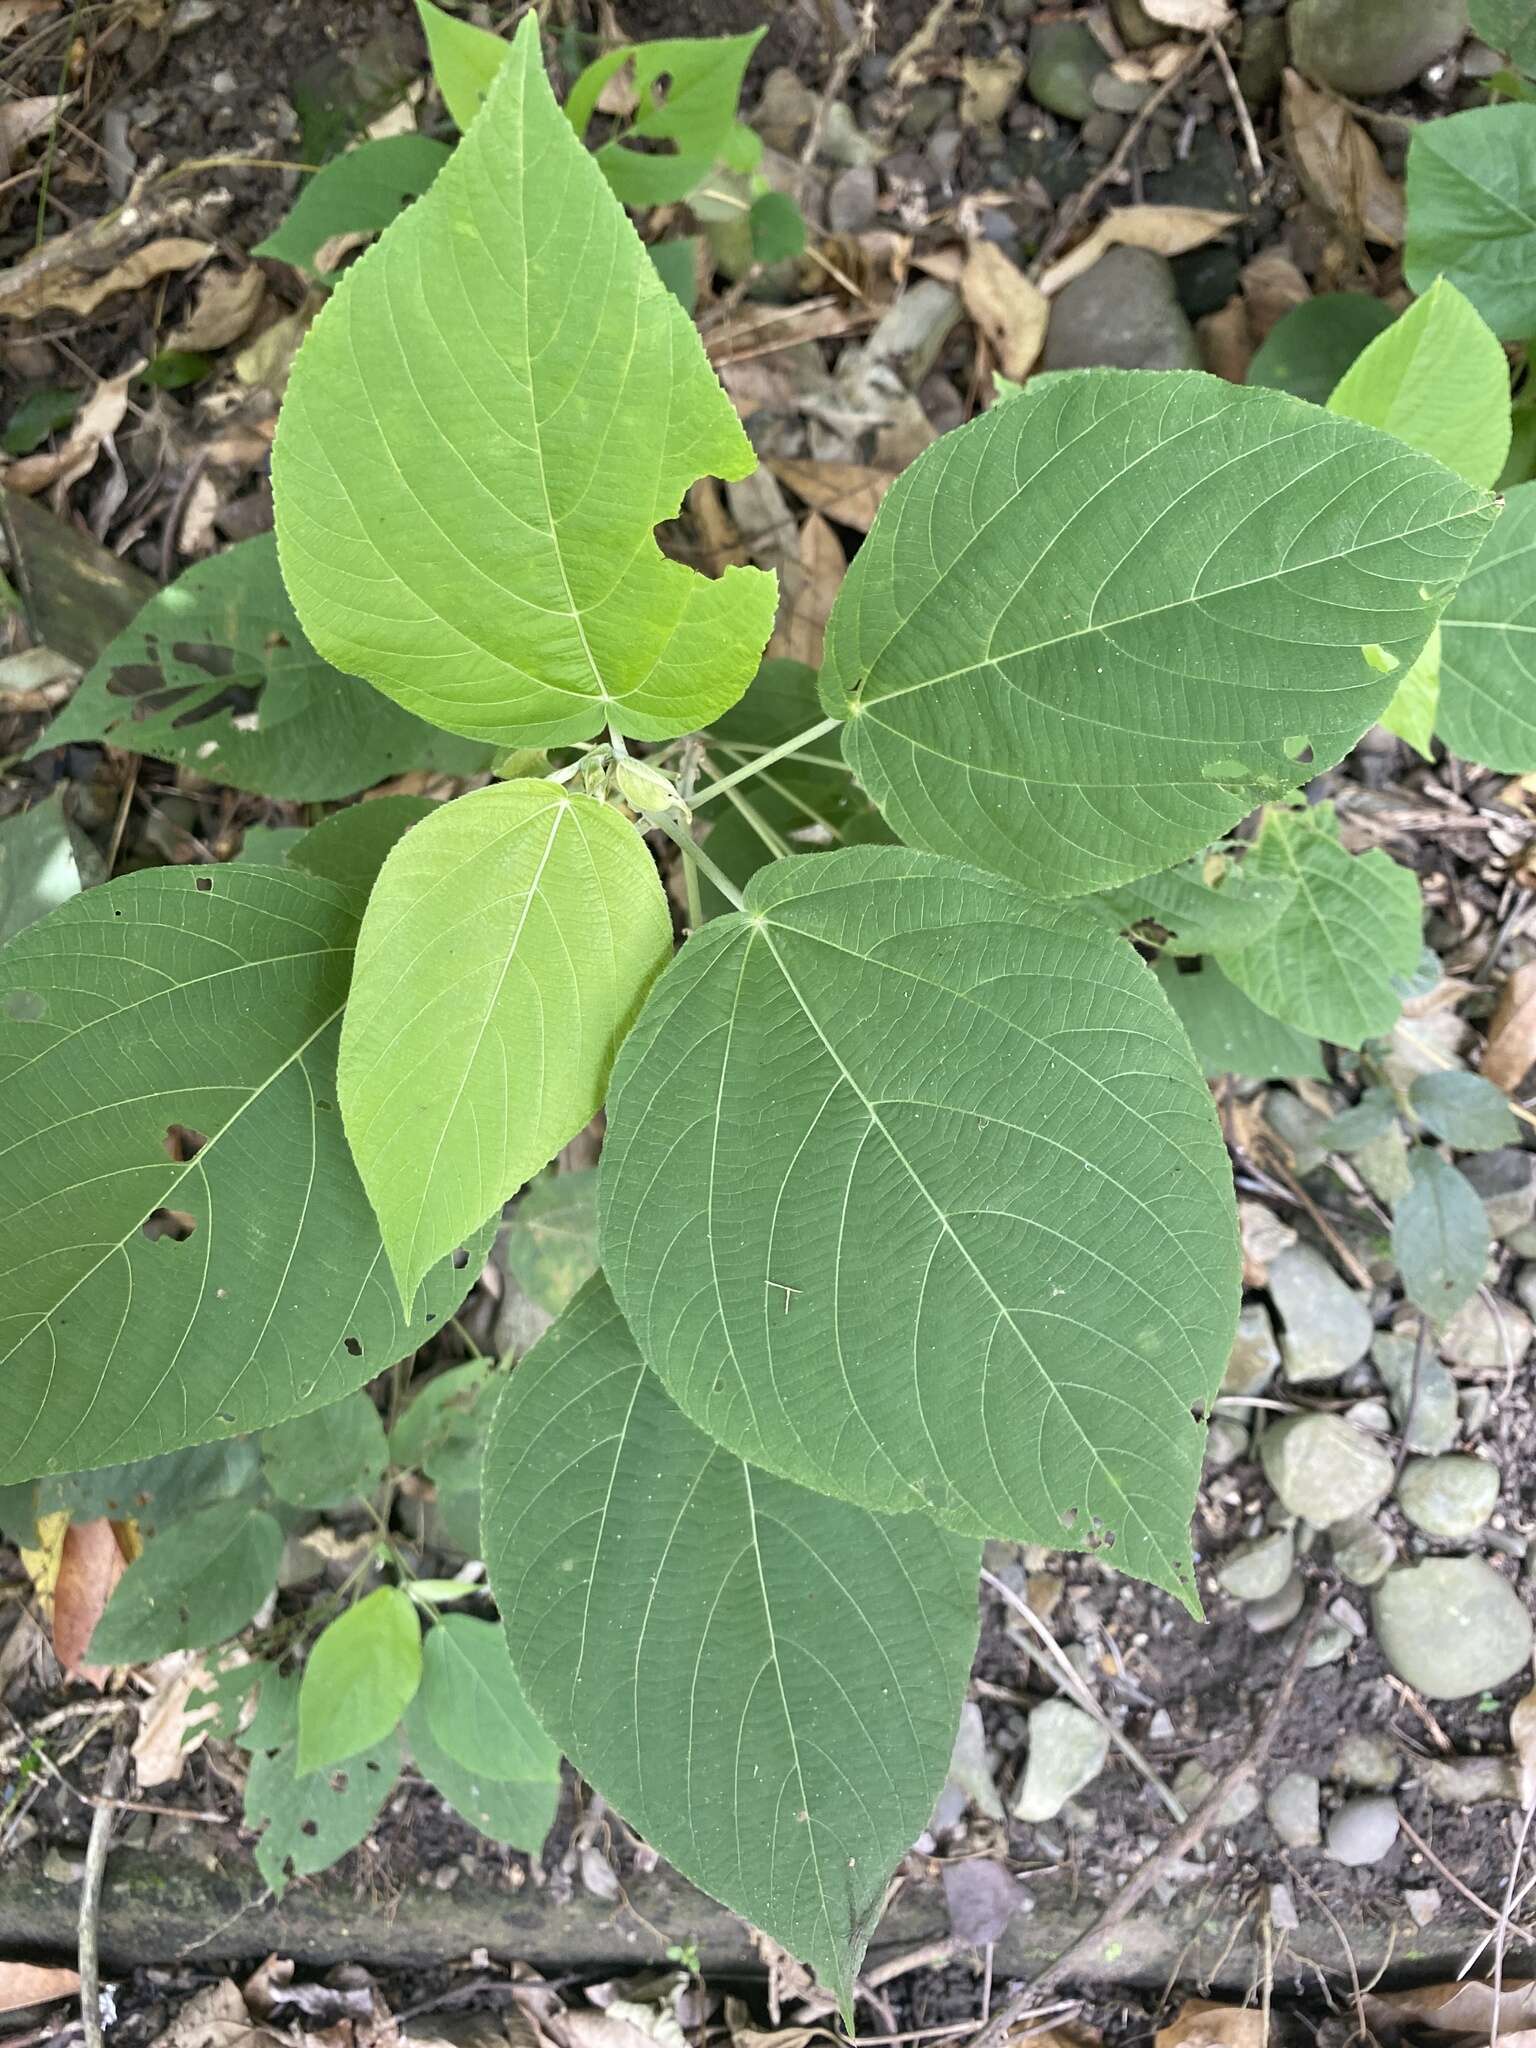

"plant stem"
[645,807,746,911]
[681,838,704,933]
[719,777,793,860]
[690,715,842,808]
[607,719,631,758]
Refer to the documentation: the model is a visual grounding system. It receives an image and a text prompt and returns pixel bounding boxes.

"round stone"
[1373,1557,1534,1700]
[1260,1413,1394,1526]
[1216,1528,1295,1602]
[1396,1455,1500,1539]
[1327,1794,1400,1867]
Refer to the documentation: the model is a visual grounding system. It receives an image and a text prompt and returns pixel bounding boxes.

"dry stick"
[1493,1800,1536,2041]
[79,1734,130,2048]
[1207,30,1265,192]
[799,0,878,169]
[969,1602,1321,2048]
[793,1938,963,2025]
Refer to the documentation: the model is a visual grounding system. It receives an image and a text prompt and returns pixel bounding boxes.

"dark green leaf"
[2,387,79,456]
[88,1502,282,1662]
[750,190,806,264]
[37,1440,262,1536]
[1440,479,1536,770]
[1392,1148,1490,1321]
[402,1688,558,1847]
[649,236,701,312]
[254,136,451,274]
[418,1613,560,1781]
[1319,1088,1399,1153]
[261,1392,387,1509]
[1093,854,1296,956]
[142,352,214,391]
[389,1359,499,1483]
[287,796,436,893]
[1405,105,1536,339]
[1151,958,1326,1082]
[1245,294,1395,405]
[1409,1070,1522,1151]
[566,30,765,206]
[0,793,104,947]
[1472,0,1536,73]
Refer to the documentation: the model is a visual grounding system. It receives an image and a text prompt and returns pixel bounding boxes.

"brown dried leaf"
[2,367,134,497]
[149,1979,280,2048]
[1142,0,1232,27]
[1369,1979,1536,2035]
[0,94,63,172]
[233,302,318,399]
[134,1650,227,1789]
[0,1962,80,2014]
[166,263,266,352]
[766,457,895,533]
[53,1516,130,1684]
[1197,295,1251,382]
[1040,206,1242,295]
[1484,962,1536,1094]
[1155,2004,1265,2048]
[771,511,843,668]
[961,238,1049,381]
[1282,70,1403,247]
[1240,248,1310,341]
[0,235,212,321]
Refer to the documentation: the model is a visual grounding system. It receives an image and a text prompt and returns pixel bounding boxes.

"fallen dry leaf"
[134,1650,225,1789]
[0,1,64,33]
[766,457,895,533]
[166,263,265,352]
[1240,247,1310,341]
[1484,961,1536,1094]
[1369,1979,1536,2036]
[0,94,63,172]
[53,1517,131,1683]
[1040,206,1241,296]
[1142,0,1232,28]
[960,48,1025,129]
[772,511,843,668]
[1513,1685,1536,1809]
[1197,295,1251,382]
[233,302,318,399]
[3,367,134,497]
[0,1961,80,2013]
[961,238,1049,381]
[0,234,212,321]
[148,1978,281,2048]
[1282,70,1403,247]
[1155,2003,1264,2048]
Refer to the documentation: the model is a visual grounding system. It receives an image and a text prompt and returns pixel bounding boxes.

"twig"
[1208,31,1264,192]
[79,1734,130,2048]
[1396,1812,1505,1928]
[104,755,139,876]
[800,0,877,169]
[792,1938,962,2025]
[970,1602,1320,2048]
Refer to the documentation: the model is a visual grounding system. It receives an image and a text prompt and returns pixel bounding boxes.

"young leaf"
[1151,958,1326,1083]
[402,1688,559,1847]
[339,782,672,1302]
[1392,1149,1491,1322]
[417,1613,559,1782]
[252,135,451,275]
[31,536,487,800]
[273,14,775,749]
[0,867,489,1483]
[1405,105,1536,340]
[819,370,1495,896]
[565,30,765,206]
[260,1392,388,1509]
[482,1278,980,2015]
[416,0,508,130]
[1378,623,1440,761]
[1214,804,1422,1049]
[1091,854,1296,956]
[0,793,103,946]
[1409,1070,1522,1151]
[501,1169,599,1317]
[1439,480,1536,770]
[241,1667,399,1897]
[87,1502,282,1663]
[600,847,1239,1603]
[1326,279,1511,491]
[298,1585,422,1773]
[286,795,436,894]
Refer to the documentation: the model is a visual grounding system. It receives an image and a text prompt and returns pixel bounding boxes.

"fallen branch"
[78,1734,130,2048]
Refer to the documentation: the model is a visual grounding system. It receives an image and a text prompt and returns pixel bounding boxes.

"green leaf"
[1378,623,1440,760]
[87,1502,282,1663]
[273,15,775,749]
[339,782,672,1300]
[402,1688,559,1847]
[1327,279,1511,490]
[3,386,79,456]
[1245,293,1396,405]
[0,866,488,1484]
[299,1585,422,1773]
[1214,804,1422,1049]
[819,370,1495,897]
[288,796,436,893]
[750,190,807,264]
[501,1169,599,1316]
[1392,1148,1490,1322]
[1318,1087,1399,1153]
[242,1667,399,1897]
[1409,1070,1522,1151]
[1091,853,1296,956]
[1151,958,1326,1082]
[1472,0,1536,73]
[565,30,765,206]
[32,535,487,800]
[389,1358,498,1481]
[0,793,103,947]
[1405,105,1536,340]
[649,235,701,312]
[142,351,212,391]
[1439,479,1536,769]
[416,0,507,131]
[38,1439,261,1537]
[253,136,451,274]
[261,1392,387,1509]
[237,825,309,865]
[418,1613,560,1781]
[600,847,1239,1602]
[482,1277,980,2014]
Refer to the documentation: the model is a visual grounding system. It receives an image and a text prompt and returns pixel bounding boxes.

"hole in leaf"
[343,1335,363,1357]
[195,877,213,893]
[162,1123,208,1162]
[451,1247,469,1270]
[300,1818,319,1836]
[1059,1506,1079,1531]
[329,1771,349,1793]
[142,1208,197,1243]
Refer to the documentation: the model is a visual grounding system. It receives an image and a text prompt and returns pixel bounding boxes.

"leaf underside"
[482,1277,980,2013]
[272,13,775,748]
[819,369,1495,896]
[600,847,1240,1602]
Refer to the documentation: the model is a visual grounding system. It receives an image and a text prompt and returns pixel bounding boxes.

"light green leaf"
[1405,105,1536,340]
[1440,479,1536,769]
[0,866,488,1484]
[273,15,775,749]
[482,1278,979,2015]
[299,1585,422,1773]
[819,370,1494,897]
[501,1170,599,1317]
[1214,804,1422,1049]
[261,1391,387,1509]
[1378,623,1440,760]
[565,30,765,206]
[402,1688,559,1848]
[389,1358,499,1482]
[31,536,487,799]
[418,1613,560,1781]
[1472,0,1536,72]
[600,848,1239,1603]
[1245,293,1395,405]
[252,135,450,274]
[1327,279,1511,490]
[242,1667,399,1897]
[1092,853,1296,956]
[339,782,672,1301]
[1409,1070,1522,1151]
[1392,1148,1491,1322]
[416,0,508,130]
[0,793,103,947]
[1151,958,1326,1082]
[288,796,436,893]
[88,1502,282,1663]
